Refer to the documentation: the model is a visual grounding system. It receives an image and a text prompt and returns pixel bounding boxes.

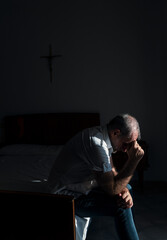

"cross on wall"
[40,44,62,83]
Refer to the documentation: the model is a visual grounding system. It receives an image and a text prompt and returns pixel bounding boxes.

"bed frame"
[0,112,100,240]
[0,190,75,240]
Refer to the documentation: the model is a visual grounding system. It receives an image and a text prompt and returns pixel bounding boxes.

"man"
[48,113,144,240]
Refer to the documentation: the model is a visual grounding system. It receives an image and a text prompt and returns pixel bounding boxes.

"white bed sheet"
[0,144,63,192]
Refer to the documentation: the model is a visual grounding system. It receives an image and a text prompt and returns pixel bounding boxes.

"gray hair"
[107,113,141,140]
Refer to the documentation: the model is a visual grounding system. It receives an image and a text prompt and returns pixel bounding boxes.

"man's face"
[110,130,138,152]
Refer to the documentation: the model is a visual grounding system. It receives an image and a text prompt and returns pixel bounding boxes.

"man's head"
[107,114,141,152]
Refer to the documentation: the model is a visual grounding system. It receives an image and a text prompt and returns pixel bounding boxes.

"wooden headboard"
[4,112,100,145]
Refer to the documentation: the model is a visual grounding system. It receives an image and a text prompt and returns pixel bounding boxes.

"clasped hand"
[116,188,133,209]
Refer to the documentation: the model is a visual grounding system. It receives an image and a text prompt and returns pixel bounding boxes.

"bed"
[0,112,100,240]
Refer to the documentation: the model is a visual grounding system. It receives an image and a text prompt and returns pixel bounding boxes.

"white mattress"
[0,144,63,193]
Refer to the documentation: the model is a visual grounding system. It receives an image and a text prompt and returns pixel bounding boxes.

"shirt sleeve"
[88,135,112,173]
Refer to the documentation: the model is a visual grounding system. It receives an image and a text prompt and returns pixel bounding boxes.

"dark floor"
[86,181,167,240]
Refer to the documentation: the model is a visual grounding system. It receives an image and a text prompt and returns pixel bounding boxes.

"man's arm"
[110,157,118,176]
[94,141,144,195]
[110,156,133,208]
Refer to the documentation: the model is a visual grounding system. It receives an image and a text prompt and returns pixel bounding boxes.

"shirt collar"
[103,125,113,151]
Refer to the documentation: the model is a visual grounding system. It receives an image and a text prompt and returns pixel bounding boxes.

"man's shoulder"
[88,125,109,147]
[88,125,103,135]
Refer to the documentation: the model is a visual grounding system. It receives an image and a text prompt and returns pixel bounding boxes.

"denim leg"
[114,207,139,240]
[75,185,139,240]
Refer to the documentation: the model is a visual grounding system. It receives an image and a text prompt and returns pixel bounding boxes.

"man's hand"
[117,188,133,209]
[127,141,144,162]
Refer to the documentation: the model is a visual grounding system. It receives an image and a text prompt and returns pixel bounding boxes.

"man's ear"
[113,129,121,136]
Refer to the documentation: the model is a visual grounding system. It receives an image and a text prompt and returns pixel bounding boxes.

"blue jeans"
[75,184,139,240]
